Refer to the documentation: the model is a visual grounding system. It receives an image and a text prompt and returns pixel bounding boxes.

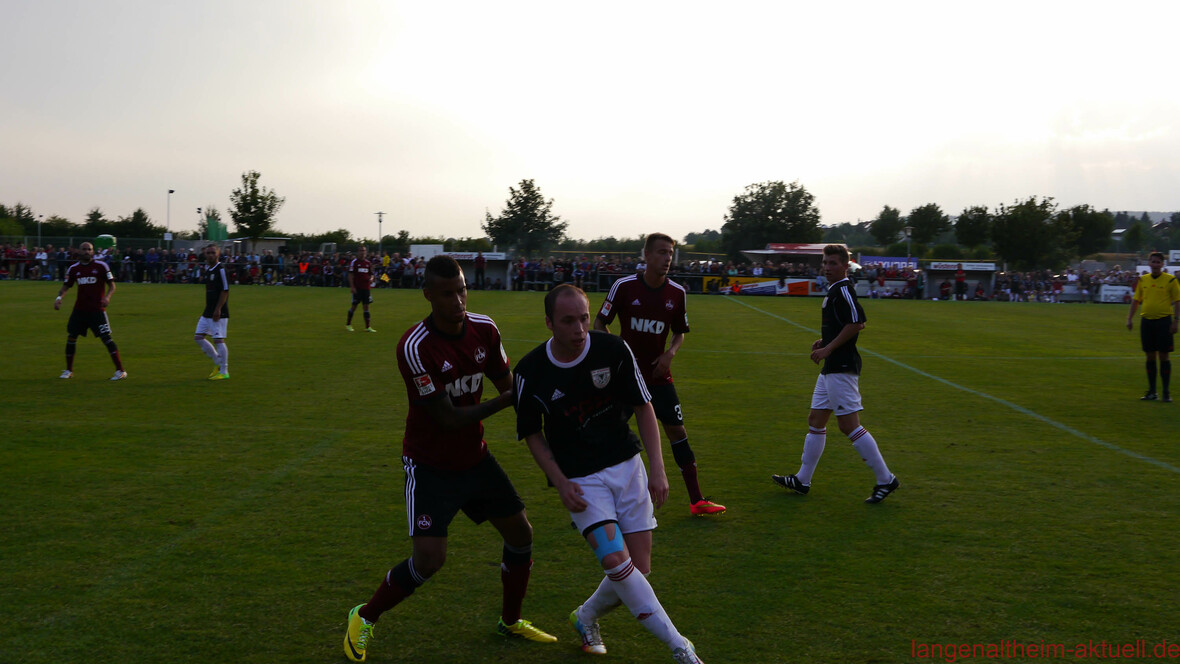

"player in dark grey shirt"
[774,244,899,504]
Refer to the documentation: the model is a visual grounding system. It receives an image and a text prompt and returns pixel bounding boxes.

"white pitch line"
[728,297,1180,475]
[501,338,1134,361]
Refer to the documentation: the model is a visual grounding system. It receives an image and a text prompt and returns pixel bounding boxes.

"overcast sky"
[3,0,1177,243]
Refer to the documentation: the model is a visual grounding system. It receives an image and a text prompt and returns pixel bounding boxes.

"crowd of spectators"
[0,242,1163,304]
[504,256,824,292]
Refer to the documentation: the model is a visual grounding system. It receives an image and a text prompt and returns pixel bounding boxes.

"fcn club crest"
[416,514,433,530]
[474,346,487,364]
[665,299,674,310]
[591,367,611,389]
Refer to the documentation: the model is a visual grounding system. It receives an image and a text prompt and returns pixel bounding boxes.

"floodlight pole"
[167,189,175,250]
[903,225,914,264]
[375,211,385,255]
[197,208,203,242]
[38,214,43,248]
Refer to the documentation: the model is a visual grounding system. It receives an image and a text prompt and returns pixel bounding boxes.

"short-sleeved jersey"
[202,262,230,318]
[64,260,114,312]
[397,312,510,471]
[596,273,689,386]
[821,277,865,375]
[349,258,373,290]
[514,331,651,479]
[1133,272,1180,319]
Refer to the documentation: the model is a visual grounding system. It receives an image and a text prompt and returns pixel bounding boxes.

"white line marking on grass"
[729,298,1180,475]
[504,338,1134,361]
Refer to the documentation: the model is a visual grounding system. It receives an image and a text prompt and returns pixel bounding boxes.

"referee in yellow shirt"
[1126,251,1180,402]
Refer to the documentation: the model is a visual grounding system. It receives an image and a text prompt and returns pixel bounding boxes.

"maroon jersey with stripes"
[596,273,689,386]
[349,258,373,289]
[396,312,510,471]
[64,260,114,312]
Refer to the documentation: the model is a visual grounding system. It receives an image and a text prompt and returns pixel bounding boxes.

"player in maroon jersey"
[595,233,725,516]
[346,246,375,332]
[54,242,126,381]
[342,255,555,663]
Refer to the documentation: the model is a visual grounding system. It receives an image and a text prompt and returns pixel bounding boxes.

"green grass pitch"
[1,280,1177,663]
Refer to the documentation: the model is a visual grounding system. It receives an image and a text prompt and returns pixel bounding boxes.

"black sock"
[1147,360,1157,392]
[1161,360,1172,394]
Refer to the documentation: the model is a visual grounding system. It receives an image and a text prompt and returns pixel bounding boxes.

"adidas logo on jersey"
[551,388,565,401]
[631,299,641,306]
[440,360,453,372]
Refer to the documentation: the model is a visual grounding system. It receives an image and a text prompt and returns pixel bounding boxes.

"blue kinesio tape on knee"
[588,523,625,563]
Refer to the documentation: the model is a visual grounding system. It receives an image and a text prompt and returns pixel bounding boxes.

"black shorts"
[403,453,524,537]
[1140,316,1175,353]
[351,290,372,306]
[67,310,111,338]
[647,383,684,426]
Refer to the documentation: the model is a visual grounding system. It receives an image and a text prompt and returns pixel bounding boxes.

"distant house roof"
[765,243,830,254]
[740,243,841,262]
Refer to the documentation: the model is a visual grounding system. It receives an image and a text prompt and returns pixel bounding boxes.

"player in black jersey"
[772,244,899,504]
[514,284,704,663]
[194,244,231,380]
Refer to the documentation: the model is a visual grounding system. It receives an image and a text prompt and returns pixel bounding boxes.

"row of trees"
[847,201,1180,268]
[6,174,1178,269]
[479,180,1180,269]
[0,171,286,246]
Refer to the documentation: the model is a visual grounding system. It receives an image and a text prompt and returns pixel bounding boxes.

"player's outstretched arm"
[634,402,668,509]
[422,387,514,431]
[593,316,609,332]
[524,432,587,512]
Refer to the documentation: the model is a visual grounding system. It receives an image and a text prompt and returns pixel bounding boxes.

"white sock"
[196,338,218,363]
[849,426,892,484]
[796,427,826,484]
[580,575,621,622]
[604,558,688,651]
[215,342,229,373]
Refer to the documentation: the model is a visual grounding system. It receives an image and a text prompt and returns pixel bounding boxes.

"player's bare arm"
[1126,300,1139,330]
[54,282,72,310]
[592,316,609,333]
[348,271,356,293]
[811,322,865,364]
[651,332,683,378]
[212,290,228,322]
[633,402,668,508]
[523,432,587,512]
[102,281,115,308]
[421,374,515,431]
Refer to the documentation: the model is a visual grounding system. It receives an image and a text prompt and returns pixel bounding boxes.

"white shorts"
[810,372,863,416]
[569,454,658,536]
[195,317,229,339]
